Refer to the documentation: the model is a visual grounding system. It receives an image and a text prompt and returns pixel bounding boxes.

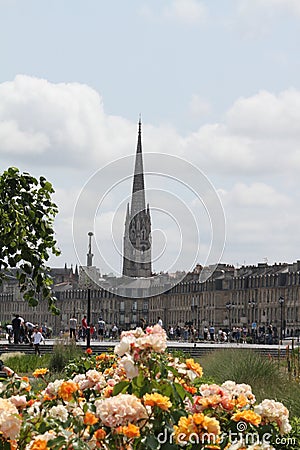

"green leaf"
[144,435,160,450]
[48,436,67,449]
[173,382,188,402]
[113,380,130,395]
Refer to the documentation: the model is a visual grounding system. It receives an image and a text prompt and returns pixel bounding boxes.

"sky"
[1,0,300,276]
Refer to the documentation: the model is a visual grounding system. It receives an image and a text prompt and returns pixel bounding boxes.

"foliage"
[0,353,51,375]
[48,340,83,373]
[285,416,300,450]
[0,167,60,313]
[200,349,300,417]
[0,325,295,449]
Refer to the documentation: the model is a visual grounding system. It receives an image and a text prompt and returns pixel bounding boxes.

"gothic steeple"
[122,120,152,278]
[87,231,94,267]
[131,119,146,217]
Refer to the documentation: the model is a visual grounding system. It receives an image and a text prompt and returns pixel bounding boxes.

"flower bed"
[0,325,293,449]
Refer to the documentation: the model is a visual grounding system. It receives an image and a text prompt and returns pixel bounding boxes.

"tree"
[0,167,61,314]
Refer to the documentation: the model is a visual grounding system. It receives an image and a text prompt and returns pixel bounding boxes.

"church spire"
[131,118,146,217]
[122,119,152,278]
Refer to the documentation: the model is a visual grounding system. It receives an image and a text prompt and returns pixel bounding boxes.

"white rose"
[120,355,139,379]
[115,336,135,356]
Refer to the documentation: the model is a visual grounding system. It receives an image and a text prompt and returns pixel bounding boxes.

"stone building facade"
[0,261,299,337]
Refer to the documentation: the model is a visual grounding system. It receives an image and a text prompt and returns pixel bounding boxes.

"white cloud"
[163,0,207,24]
[0,75,135,167]
[234,0,300,37]
[184,88,300,175]
[188,94,212,117]
[226,89,300,138]
[220,182,291,208]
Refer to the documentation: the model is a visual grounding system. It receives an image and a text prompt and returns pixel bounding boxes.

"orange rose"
[84,411,98,425]
[122,423,140,438]
[94,428,106,441]
[29,439,49,450]
[58,381,79,402]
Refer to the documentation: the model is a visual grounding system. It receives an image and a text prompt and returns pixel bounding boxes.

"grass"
[0,352,51,373]
[48,339,82,373]
[1,340,82,376]
[200,348,300,417]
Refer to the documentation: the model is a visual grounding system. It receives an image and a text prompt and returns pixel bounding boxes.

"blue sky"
[1,0,300,274]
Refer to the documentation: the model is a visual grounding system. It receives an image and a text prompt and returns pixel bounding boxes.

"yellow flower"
[232,410,261,426]
[185,358,203,377]
[143,393,172,411]
[235,394,248,408]
[202,416,221,435]
[33,368,49,378]
[174,415,198,442]
[174,413,221,444]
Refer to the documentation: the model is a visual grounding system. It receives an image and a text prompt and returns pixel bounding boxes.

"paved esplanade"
[0,339,295,358]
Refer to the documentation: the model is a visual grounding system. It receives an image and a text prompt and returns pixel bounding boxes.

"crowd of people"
[68,315,120,342]
[5,314,278,348]
[5,314,47,356]
[166,323,279,344]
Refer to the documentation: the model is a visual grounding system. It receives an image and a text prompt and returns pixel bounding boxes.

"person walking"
[209,325,215,342]
[12,314,21,344]
[81,315,88,340]
[98,317,106,342]
[32,327,44,356]
[69,316,77,340]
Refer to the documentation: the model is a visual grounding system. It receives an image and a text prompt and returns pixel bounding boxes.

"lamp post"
[85,231,94,350]
[191,298,199,340]
[86,288,91,349]
[226,303,234,337]
[248,300,257,343]
[279,296,285,345]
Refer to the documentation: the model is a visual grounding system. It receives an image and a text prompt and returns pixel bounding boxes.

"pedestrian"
[90,324,95,340]
[12,314,21,344]
[81,315,87,340]
[32,327,44,356]
[169,326,174,340]
[98,317,106,342]
[139,318,146,330]
[69,315,77,340]
[209,325,215,341]
[111,323,118,340]
[157,316,163,328]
